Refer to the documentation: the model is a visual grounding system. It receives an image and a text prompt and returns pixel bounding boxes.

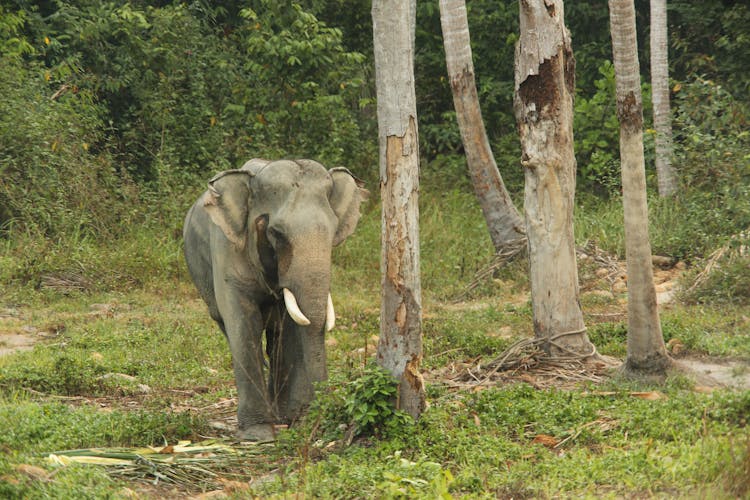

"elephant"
[183,158,367,441]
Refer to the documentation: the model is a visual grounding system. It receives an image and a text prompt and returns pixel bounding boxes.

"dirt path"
[0,308,35,356]
[0,308,63,357]
[0,332,37,356]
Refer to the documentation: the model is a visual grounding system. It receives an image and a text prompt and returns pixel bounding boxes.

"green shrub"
[34,1,373,182]
[672,77,750,191]
[0,56,131,237]
[299,364,412,443]
[645,77,750,262]
[344,365,413,436]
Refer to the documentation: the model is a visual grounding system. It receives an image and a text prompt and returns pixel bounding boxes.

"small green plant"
[377,451,455,499]
[574,61,622,194]
[299,364,412,444]
[344,364,412,437]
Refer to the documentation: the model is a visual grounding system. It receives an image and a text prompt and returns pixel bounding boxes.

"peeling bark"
[609,0,672,373]
[439,0,525,253]
[373,0,425,419]
[514,0,596,357]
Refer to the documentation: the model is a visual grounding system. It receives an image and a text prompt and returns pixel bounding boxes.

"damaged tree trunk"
[609,0,673,375]
[439,0,526,254]
[514,0,597,357]
[372,0,425,419]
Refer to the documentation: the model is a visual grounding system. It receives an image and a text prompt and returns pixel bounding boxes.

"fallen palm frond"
[685,230,749,298]
[453,237,527,302]
[454,240,622,301]
[40,272,92,293]
[46,440,271,490]
[430,334,610,391]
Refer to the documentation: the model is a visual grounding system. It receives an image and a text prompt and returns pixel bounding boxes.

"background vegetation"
[1,0,748,497]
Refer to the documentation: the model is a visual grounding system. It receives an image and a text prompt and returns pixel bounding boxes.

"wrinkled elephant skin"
[183,159,367,440]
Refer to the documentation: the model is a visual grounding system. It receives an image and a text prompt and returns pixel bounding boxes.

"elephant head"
[198,159,367,423]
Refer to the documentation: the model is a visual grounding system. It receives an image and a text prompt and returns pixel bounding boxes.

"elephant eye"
[267,225,286,244]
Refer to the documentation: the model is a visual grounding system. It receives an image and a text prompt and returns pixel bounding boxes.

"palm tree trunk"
[650,0,677,196]
[439,0,526,254]
[372,0,425,419]
[609,0,672,374]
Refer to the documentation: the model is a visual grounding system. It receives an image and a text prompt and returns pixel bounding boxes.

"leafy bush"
[671,1,750,98]
[573,61,621,194]
[0,6,33,57]
[33,1,373,182]
[646,77,750,264]
[672,77,750,191]
[0,55,133,237]
[343,364,412,436]
[301,364,412,442]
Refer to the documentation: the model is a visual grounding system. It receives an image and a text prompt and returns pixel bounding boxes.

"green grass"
[257,383,750,498]
[1,187,749,498]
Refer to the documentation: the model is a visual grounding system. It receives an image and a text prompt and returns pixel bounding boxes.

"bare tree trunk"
[514,0,596,357]
[650,0,677,197]
[609,0,672,374]
[439,0,526,254]
[372,0,425,419]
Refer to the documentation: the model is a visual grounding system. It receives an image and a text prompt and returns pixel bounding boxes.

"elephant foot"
[237,423,276,443]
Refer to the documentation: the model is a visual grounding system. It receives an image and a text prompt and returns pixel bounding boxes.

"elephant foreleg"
[217,292,274,441]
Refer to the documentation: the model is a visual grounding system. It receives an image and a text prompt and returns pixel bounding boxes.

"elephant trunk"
[281,252,332,376]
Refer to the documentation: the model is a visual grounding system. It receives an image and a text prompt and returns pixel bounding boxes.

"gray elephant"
[183,158,367,441]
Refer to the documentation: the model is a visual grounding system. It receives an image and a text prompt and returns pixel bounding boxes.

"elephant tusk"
[283,288,311,326]
[325,293,335,332]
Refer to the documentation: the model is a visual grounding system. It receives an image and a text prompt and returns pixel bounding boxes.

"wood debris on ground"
[46,440,273,491]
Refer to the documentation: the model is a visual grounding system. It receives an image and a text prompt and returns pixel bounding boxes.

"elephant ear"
[329,167,369,246]
[203,169,254,248]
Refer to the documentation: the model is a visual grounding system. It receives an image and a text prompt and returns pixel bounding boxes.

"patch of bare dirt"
[0,332,37,356]
[0,307,65,356]
[578,249,686,308]
[678,356,750,390]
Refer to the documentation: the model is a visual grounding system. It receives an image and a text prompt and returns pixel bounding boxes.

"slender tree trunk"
[372,0,425,419]
[514,0,596,357]
[439,0,526,254]
[650,0,677,196]
[609,0,672,374]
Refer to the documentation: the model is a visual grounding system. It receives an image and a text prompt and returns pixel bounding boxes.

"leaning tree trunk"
[609,0,672,374]
[372,0,425,419]
[514,0,596,357]
[439,0,526,254]
[650,0,677,197]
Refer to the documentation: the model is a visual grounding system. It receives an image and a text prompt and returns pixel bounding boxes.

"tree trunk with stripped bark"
[514,0,596,358]
[372,0,425,418]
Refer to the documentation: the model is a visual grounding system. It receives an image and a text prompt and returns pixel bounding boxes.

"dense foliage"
[0,0,748,293]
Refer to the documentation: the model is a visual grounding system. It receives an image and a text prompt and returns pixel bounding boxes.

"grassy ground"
[1,189,749,498]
